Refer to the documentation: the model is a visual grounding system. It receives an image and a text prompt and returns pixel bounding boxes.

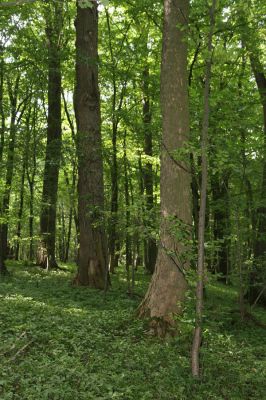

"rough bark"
[74,1,108,289]
[138,0,191,336]
[37,1,63,269]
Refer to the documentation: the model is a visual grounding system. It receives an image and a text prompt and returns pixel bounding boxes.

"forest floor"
[0,262,265,400]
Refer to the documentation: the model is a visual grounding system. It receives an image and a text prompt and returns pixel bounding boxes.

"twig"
[9,340,34,361]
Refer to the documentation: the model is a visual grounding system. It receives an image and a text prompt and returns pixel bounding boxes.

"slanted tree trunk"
[73,1,108,289]
[138,0,191,336]
[142,64,157,274]
[37,1,63,269]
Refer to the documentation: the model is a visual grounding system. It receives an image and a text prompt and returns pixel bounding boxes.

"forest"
[0,0,265,398]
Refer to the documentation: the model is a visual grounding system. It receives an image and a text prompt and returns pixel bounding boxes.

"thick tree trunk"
[37,2,62,269]
[138,0,191,336]
[142,65,157,274]
[74,1,108,289]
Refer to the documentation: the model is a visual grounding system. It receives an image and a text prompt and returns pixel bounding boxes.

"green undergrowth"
[0,262,265,399]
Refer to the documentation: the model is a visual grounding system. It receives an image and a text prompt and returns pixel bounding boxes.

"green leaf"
[78,0,94,9]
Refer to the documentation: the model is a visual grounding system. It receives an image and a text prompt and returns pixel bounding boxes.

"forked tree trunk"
[37,1,63,269]
[138,0,191,336]
[74,1,108,289]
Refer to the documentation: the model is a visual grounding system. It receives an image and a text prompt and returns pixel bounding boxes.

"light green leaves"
[78,0,110,9]
[78,0,94,9]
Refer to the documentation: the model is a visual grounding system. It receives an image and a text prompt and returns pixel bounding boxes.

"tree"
[37,0,63,268]
[73,0,108,288]
[191,0,216,377]
[138,0,191,336]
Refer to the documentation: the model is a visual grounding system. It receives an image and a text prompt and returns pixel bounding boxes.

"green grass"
[0,262,265,400]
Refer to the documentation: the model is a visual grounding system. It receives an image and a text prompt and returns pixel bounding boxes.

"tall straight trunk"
[0,45,6,274]
[37,1,63,268]
[74,1,108,289]
[0,75,21,273]
[105,9,126,274]
[142,64,157,274]
[123,131,131,294]
[212,173,230,279]
[0,44,5,165]
[26,114,37,262]
[63,166,77,262]
[249,55,266,304]
[28,182,34,261]
[191,0,216,378]
[138,0,191,336]
[190,153,199,242]
[64,205,73,262]
[15,156,26,260]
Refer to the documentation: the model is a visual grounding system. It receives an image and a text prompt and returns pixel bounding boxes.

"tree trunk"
[142,64,157,274]
[15,156,26,260]
[212,173,230,280]
[37,1,63,269]
[191,0,216,378]
[138,0,191,336]
[249,54,266,304]
[123,131,132,294]
[73,1,108,289]
[0,75,21,272]
[0,44,5,166]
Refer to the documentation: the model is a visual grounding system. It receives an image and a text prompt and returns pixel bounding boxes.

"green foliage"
[0,263,265,399]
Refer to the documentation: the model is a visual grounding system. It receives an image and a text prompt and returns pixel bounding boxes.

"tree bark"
[37,1,63,269]
[74,1,108,289]
[138,0,191,336]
